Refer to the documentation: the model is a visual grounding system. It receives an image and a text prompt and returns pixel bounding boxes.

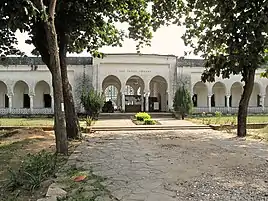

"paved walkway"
[94,119,135,127]
[53,129,268,201]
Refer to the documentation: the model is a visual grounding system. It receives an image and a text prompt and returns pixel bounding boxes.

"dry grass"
[0,129,80,201]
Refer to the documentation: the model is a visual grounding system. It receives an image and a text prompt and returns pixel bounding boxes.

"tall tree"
[2,0,68,154]
[182,0,268,137]
[27,0,184,139]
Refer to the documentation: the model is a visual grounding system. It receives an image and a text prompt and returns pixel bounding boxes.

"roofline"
[103,53,177,58]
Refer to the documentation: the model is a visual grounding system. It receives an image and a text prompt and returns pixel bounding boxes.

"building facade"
[0,53,267,115]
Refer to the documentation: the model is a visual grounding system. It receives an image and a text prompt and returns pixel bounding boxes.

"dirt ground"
[58,129,268,201]
[0,129,79,201]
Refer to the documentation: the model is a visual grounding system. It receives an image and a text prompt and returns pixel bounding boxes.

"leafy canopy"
[182,0,268,82]
[2,0,184,58]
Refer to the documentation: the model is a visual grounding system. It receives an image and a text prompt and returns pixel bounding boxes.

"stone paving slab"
[94,119,136,127]
[54,129,268,201]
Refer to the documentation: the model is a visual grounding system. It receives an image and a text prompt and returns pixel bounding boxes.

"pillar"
[51,95,54,113]
[145,92,149,112]
[208,95,212,113]
[141,92,144,112]
[8,94,12,113]
[226,95,230,113]
[261,95,265,112]
[30,95,34,113]
[121,92,125,112]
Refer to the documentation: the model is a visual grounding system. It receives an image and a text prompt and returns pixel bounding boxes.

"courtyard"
[51,128,268,201]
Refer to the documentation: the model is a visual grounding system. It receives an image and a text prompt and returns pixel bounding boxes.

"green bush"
[85,116,93,126]
[144,119,156,125]
[135,112,151,121]
[81,89,105,119]
[173,86,193,119]
[7,150,57,192]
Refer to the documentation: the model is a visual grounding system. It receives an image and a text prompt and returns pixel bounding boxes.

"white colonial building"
[0,53,268,115]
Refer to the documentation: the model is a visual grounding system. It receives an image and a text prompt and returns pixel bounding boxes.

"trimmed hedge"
[135,112,151,121]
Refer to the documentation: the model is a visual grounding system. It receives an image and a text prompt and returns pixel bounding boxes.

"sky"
[16,24,201,59]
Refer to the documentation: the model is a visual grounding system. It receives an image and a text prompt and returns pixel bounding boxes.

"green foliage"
[81,90,105,119]
[173,86,193,118]
[85,116,93,126]
[135,112,151,121]
[215,111,222,125]
[144,119,156,125]
[7,150,57,192]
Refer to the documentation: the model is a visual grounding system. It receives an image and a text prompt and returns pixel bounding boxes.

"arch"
[102,75,121,92]
[125,75,145,91]
[193,81,208,107]
[212,82,226,107]
[249,82,261,107]
[34,81,51,108]
[265,85,268,107]
[149,75,168,111]
[0,81,8,108]
[13,80,30,108]
[230,82,243,107]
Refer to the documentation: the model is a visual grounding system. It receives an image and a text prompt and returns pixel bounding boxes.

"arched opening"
[13,81,30,108]
[193,82,208,107]
[249,83,261,107]
[0,81,8,108]
[34,81,51,108]
[212,82,226,107]
[102,75,121,112]
[149,76,168,112]
[125,75,145,112]
[230,82,243,107]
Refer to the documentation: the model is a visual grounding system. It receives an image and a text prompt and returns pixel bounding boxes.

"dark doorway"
[5,94,9,108]
[211,94,215,107]
[44,94,52,108]
[192,94,197,107]
[23,94,30,108]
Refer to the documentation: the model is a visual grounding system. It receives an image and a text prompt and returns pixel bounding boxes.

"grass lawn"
[187,115,268,125]
[0,118,88,127]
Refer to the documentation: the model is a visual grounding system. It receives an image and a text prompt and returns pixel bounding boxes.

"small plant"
[7,150,57,192]
[135,112,151,121]
[144,119,156,125]
[85,116,93,126]
[215,111,222,124]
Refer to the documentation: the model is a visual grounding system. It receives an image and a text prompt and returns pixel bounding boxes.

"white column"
[51,95,54,113]
[208,95,212,113]
[145,92,149,112]
[141,92,144,112]
[166,91,169,112]
[30,95,34,113]
[8,95,12,113]
[261,95,265,112]
[121,92,125,112]
[226,95,230,113]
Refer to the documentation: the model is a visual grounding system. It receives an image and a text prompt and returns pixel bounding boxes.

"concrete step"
[99,112,173,119]
[89,125,211,132]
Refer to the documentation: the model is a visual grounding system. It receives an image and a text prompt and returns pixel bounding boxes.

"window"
[257,95,261,107]
[211,94,215,107]
[44,94,52,108]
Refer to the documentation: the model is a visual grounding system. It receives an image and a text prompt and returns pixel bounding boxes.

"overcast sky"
[16,24,201,59]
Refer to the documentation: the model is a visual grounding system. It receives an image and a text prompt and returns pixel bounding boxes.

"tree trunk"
[43,0,68,154]
[59,34,81,139]
[237,69,256,137]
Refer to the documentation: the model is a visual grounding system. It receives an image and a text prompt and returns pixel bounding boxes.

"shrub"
[215,111,222,124]
[173,86,193,119]
[102,100,114,113]
[7,150,57,192]
[81,89,105,119]
[144,119,156,125]
[135,112,151,121]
